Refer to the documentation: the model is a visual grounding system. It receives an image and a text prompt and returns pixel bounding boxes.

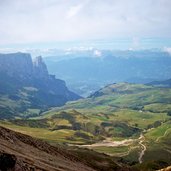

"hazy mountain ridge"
[44,50,171,96]
[0,53,80,119]
[147,78,171,87]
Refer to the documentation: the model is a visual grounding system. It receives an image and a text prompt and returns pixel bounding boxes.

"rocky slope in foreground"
[0,126,132,171]
[0,126,96,171]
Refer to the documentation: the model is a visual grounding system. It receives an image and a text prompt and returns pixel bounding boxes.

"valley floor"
[77,133,147,164]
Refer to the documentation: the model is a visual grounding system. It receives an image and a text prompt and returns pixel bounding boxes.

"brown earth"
[0,126,131,171]
[0,125,96,171]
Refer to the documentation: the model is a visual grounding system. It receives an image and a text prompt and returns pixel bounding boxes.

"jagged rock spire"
[33,56,49,79]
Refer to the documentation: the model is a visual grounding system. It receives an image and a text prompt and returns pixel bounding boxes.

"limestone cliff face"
[0,52,33,78]
[0,53,49,80]
[0,53,80,118]
[33,56,49,79]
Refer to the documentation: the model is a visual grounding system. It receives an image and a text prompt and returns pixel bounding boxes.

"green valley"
[1,82,171,170]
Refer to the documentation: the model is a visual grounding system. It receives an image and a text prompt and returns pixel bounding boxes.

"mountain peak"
[0,52,81,118]
[33,56,49,79]
[33,56,44,66]
[0,52,33,78]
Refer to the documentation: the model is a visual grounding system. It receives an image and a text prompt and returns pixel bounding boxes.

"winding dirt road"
[138,134,146,163]
[80,138,133,147]
[78,133,147,163]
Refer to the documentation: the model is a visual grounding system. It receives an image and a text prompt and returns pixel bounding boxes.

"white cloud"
[0,0,171,45]
[163,47,171,55]
[94,50,102,57]
[66,4,83,19]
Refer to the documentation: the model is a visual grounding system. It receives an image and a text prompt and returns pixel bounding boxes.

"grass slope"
[1,82,171,170]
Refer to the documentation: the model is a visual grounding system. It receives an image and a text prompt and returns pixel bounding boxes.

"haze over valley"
[44,49,171,96]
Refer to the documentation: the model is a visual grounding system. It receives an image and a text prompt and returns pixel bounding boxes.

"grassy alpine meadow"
[90,146,130,156]
[0,121,89,145]
[145,121,171,142]
[0,118,104,145]
[0,82,171,168]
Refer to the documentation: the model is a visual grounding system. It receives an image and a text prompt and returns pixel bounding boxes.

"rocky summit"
[0,53,81,119]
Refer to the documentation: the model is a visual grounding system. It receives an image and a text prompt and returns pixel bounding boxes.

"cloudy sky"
[0,0,171,48]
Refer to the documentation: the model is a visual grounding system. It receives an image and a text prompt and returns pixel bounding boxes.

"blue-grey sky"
[0,0,171,48]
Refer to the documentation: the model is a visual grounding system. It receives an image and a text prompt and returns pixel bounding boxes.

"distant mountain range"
[147,78,171,87]
[44,50,171,96]
[0,53,80,119]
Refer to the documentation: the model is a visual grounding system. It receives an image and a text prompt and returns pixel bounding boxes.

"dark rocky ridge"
[0,52,81,118]
[0,125,95,171]
[146,78,171,87]
[0,125,132,171]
